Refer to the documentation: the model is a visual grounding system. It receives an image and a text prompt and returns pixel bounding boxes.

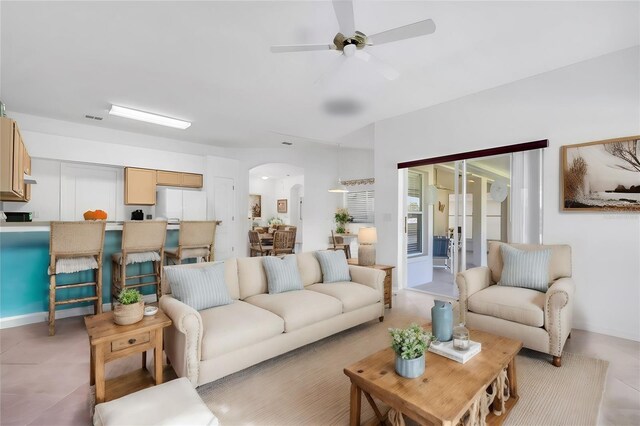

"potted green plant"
[334,208,352,234]
[113,288,144,325]
[389,323,435,378]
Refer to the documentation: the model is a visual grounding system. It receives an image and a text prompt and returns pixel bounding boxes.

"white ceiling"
[1,1,638,149]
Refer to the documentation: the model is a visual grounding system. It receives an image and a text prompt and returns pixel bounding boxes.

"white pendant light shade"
[328,179,349,193]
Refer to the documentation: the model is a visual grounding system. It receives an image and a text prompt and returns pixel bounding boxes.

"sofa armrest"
[544,277,575,356]
[159,295,203,387]
[349,265,386,293]
[455,266,492,323]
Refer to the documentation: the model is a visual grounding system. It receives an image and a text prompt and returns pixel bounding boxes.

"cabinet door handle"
[128,338,136,344]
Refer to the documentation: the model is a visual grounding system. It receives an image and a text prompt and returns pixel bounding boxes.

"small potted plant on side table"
[113,288,144,325]
[334,208,352,234]
[389,323,435,378]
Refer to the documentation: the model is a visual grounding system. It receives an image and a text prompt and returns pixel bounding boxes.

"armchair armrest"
[159,295,203,387]
[545,277,575,356]
[455,266,492,323]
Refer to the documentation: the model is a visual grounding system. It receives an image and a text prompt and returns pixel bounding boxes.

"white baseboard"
[573,321,640,343]
[0,294,157,329]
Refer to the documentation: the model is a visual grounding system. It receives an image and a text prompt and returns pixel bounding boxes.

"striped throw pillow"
[262,255,304,294]
[498,244,551,292]
[315,250,351,283]
[164,262,232,310]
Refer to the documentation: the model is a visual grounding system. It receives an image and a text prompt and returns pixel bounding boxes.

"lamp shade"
[358,227,377,244]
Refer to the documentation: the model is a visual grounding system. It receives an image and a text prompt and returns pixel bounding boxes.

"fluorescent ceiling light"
[109,105,191,129]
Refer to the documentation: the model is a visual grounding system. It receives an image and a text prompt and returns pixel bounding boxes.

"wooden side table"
[84,310,172,403]
[348,259,395,308]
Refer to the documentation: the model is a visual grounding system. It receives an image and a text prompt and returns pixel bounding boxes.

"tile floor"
[1,290,639,425]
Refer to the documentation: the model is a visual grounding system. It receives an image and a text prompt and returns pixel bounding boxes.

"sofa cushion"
[163,263,232,311]
[200,301,284,360]
[296,252,323,286]
[161,259,239,300]
[237,256,268,299]
[245,290,342,332]
[315,250,351,283]
[467,285,545,327]
[498,244,551,292]
[263,255,304,294]
[307,282,380,313]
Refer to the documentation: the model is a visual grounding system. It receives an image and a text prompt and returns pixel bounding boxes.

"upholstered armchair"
[456,242,574,367]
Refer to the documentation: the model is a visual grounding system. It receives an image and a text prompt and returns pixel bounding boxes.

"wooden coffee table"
[344,327,522,426]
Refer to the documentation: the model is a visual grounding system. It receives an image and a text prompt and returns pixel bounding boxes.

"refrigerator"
[156,188,207,221]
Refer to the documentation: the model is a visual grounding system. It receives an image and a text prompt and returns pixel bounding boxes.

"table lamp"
[358,227,377,266]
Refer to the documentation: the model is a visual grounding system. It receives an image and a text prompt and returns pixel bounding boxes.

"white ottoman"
[93,378,218,426]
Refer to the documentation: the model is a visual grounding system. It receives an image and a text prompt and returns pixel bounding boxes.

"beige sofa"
[159,252,386,387]
[456,242,574,366]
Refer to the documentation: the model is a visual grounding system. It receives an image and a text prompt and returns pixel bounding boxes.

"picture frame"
[561,135,640,212]
[277,199,288,213]
[249,194,262,218]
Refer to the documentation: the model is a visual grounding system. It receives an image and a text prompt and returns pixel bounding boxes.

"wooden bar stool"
[165,220,219,265]
[48,221,106,336]
[111,221,167,304]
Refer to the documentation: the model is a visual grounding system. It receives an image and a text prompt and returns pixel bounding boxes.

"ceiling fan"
[270,0,436,81]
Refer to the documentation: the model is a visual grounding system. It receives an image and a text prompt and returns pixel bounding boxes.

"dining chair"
[330,230,351,259]
[272,230,296,256]
[249,230,272,256]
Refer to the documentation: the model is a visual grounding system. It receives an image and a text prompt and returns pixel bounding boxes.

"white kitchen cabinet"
[156,188,206,221]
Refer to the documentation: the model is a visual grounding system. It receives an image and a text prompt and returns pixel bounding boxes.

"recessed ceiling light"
[109,105,191,129]
[261,176,269,180]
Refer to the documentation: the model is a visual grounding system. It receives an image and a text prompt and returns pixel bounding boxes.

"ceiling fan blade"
[270,44,335,53]
[354,51,399,81]
[332,0,356,36]
[368,19,436,45]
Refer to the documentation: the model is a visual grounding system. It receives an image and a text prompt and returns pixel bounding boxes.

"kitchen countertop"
[0,221,181,233]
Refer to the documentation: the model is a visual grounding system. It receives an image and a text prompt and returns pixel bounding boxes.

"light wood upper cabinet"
[0,117,30,201]
[156,170,182,186]
[125,167,156,205]
[181,173,203,188]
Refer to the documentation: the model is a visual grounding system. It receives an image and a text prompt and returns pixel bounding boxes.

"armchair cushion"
[497,244,551,292]
[468,286,545,327]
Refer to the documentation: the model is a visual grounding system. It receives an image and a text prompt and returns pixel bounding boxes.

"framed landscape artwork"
[249,194,262,218]
[561,135,640,212]
[277,199,288,213]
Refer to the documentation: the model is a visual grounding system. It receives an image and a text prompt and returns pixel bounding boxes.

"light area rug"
[197,317,608,426]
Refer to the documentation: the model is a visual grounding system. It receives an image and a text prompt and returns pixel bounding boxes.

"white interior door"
[212,177,235,260]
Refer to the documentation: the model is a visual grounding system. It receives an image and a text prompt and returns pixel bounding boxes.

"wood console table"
[347,259,394,308]
[84,310,172,403]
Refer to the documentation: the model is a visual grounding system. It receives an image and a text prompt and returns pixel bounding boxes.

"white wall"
[228,145,371,255]
[375,47,640,341]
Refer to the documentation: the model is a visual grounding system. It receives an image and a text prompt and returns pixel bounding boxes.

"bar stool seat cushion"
[48,256,98,275]
[112,251,161,265]
[165,247,210,259]
[93,377,218,426]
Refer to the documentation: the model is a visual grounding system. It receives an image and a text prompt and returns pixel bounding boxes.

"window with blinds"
[407,171,423,255]
[346,190,375,223]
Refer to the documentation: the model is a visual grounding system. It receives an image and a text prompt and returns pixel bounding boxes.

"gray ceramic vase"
[395,353,425,378]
